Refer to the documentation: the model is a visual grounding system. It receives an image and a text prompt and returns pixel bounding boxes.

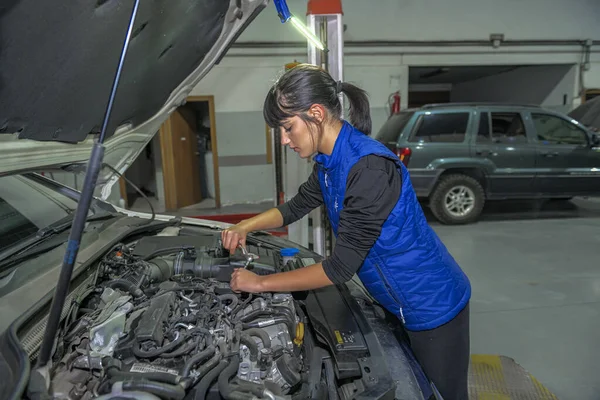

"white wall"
[190,0,600,206]
[239,0,600,42]
[450,65,577,112]
[192,57,408,205]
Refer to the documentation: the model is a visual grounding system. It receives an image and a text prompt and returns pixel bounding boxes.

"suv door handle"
[541,151,559,157]
[475,149,497,156]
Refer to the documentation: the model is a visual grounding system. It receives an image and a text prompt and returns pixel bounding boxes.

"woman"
[221,64,471,400]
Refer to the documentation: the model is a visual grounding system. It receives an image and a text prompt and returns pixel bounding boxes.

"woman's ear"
[308,104,326,124]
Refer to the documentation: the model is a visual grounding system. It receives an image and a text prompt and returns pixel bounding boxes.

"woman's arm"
[237,208,285,232]
[230,263,333,293]
[276,163,323,226]
[222,166,323,253]
[230,155,402,294]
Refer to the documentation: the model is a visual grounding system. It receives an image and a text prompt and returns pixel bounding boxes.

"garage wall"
[239,0,600,42]
[192,57,407,205]
[450,65,577,113]
[191,0,600,206]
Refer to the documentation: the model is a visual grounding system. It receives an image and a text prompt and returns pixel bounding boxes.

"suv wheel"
[430,174,485,224]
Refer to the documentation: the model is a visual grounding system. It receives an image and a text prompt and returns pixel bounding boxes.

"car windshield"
[374,111,415,144]
[0,175,78,253]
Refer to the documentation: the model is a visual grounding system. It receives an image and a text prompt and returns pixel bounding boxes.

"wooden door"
[159,108,203,210]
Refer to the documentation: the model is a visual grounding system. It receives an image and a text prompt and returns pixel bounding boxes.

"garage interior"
[408,65,577,111]
[3,0,599,399]
[110,8,599,397]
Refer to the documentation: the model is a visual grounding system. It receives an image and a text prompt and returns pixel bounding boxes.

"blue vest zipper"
[373,262,405,324]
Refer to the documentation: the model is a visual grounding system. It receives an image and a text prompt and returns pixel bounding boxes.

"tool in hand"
[238,243,258,269]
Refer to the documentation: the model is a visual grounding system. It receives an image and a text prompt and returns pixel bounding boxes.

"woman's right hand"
[221,223,249,254]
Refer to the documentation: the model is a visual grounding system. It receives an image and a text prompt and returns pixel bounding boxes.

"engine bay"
[35,224,398,400]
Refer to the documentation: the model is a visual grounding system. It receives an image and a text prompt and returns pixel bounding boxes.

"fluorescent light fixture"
[273,0,326,51]
[289,16,325,50]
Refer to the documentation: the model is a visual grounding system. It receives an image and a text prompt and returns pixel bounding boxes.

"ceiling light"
[273,0,326,51]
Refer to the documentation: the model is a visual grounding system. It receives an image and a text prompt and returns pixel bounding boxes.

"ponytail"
[263,63,372,135]
[339,82,372,135]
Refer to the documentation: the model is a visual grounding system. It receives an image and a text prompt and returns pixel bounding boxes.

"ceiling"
[409,66,522,85]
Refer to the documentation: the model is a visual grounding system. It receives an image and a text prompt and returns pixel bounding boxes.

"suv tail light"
[395,147,412,166]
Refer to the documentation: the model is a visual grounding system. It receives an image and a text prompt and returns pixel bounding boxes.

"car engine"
[48,228,308,400]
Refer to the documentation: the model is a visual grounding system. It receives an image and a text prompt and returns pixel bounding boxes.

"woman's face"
[279,115,319,159]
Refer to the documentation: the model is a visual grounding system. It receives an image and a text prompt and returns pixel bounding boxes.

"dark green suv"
[374,103,600,224]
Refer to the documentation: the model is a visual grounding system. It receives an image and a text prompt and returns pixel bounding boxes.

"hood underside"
[0,0,268,194]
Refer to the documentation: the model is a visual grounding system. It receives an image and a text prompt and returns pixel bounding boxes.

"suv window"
[477,112,528,144]
[409,112,469,143]
[532,113,589,146]
[374,111,415,144]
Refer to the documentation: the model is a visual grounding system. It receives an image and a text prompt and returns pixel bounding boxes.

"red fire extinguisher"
[391,91,401,114]
[388,91,401,117]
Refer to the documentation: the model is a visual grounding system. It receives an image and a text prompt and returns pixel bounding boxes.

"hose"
[218,357,241,400]
[106,279,144,298]
[231,294,253,318]
[239,309,267,323]
[271,306,296,328]
[195,352,222,381]
[218,294,239,310]
[195,359,231,400]
[240,334,259,361]
[323,358,340,400]
[182,345,216,377]
[242,328,272,348]
[133,335,187,358]
[161,339,198,358]
[120,380,185,400]
[242,315,295,341]
[134,327,208,358]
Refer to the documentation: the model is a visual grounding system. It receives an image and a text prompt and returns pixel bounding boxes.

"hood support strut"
[29,0,141,395]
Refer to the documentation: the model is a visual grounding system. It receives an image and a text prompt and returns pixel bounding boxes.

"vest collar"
[313,120,352,170]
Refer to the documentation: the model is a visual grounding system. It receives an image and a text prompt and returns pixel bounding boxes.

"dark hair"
[263,63,372,135]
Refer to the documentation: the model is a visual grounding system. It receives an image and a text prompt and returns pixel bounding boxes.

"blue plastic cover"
[280,247,300,257]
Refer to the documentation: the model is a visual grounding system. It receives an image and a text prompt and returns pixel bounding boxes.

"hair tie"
[336,80,343,94]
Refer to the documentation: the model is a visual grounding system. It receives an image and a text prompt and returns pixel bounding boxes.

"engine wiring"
[51,240,311,400]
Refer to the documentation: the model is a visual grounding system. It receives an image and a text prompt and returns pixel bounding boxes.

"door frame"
[159,95,221,210]
[118,95,221,210]
[582,88,600,103]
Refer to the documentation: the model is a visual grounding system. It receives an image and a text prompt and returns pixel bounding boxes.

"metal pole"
[35,0,140,370]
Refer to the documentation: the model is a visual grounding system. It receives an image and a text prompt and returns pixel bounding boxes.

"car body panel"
[0,0,269,196]
[524,110,600,196]
[469,109,538,197]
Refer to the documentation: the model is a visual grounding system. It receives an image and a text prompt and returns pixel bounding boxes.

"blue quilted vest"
[314,121,471,331]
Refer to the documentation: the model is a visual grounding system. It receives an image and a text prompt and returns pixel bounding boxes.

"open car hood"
[0,0,268,199]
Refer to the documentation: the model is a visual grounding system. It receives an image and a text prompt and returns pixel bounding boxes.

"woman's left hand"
[230,268,264,293]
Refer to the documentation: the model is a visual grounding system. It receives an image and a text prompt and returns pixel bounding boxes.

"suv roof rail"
[421,102,543,109]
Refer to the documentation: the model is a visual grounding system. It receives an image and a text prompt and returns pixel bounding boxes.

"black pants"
[406,303,470,400]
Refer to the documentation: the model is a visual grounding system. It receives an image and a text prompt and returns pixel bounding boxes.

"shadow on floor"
[420,197,600,224]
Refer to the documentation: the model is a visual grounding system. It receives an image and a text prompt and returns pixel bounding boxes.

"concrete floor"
[429,198,600,400]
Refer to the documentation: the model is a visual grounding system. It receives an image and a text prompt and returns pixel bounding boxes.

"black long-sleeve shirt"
[276,155,402,285]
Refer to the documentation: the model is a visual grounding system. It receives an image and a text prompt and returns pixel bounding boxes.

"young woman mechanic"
[221,64,471,400]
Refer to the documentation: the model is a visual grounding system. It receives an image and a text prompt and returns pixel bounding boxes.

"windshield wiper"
[0,212,114,272]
